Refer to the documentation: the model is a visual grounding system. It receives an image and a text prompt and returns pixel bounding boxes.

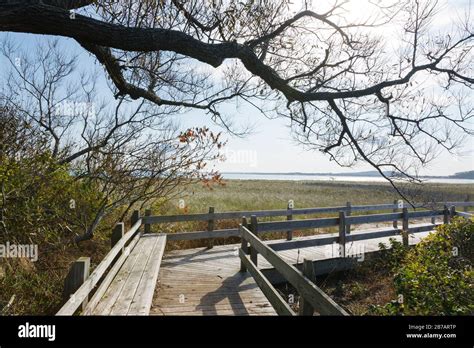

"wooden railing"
[57,211,142,315]
[57,201,472,315]
[143,200,473,242]
[455,211,473,219]
[237,206,472,316]
[239,224,348,316]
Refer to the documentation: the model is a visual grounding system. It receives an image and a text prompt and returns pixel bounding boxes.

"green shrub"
[376,238,410,271]
[0,152,110,314]
[371,217,474,315]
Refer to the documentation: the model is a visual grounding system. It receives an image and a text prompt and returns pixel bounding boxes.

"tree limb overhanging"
[0,0,473,197]
[0,39,225,242]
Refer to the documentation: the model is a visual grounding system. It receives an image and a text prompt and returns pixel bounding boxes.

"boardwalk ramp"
[90,234,166,315]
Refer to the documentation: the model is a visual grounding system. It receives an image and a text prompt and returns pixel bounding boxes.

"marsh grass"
[153,180,474,250]
[2,179,471,315]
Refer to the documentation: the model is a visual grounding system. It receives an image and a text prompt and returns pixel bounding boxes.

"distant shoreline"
[221,170,474,180]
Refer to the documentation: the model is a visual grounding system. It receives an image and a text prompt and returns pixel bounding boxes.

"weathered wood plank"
[239,249,295,316]
[445,201,474,207]
[409,210,444,218]
[338,211,346,258]
[56,219,142,315]
[155,305,276,315]
[166,228,240,241]
[143,201,474,226]
[250,215,258,266]
[109,235,161,315]
[144,209,152,234]
[258,217,339,232]
[128,234,167,315]
[111,223,125,249]
[143,207,343,224]
[346,202,352,234]
[151,241,277,316]
[299,259,315,316]
[91,233,149,315]
[456,211,473,218]
[346,212,402,225]
[269,234,339,252]
[83,232,141,315]
[286,201,293,240]
[157,291,266,301]
[408,224,440,233]
[240,226,348,316]
[156,297,276,308]
[61,257,90,312]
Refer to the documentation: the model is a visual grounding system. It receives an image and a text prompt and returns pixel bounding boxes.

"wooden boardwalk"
[151,224,431,316]
[57,202,472,316]
[151,246,277,315]
[91,234,166,315]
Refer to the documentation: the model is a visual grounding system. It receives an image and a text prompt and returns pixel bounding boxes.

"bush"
[0,152,111,314]
[0,111,110,314]
[371,217,474,315]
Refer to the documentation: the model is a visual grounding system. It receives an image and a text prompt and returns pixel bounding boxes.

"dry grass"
[160,180,474,213]
[275,262,396,315]
[153,179,474,250]
[319,266,396,315]
[4,179,470,315]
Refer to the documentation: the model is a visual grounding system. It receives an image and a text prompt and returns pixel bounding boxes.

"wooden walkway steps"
[91,233,166,315]
[151,224,432,316]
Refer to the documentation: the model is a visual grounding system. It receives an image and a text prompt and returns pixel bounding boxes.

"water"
[222,173,474,184]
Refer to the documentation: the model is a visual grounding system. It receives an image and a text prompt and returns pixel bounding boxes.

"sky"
[179,0,474,175]
[0,0,472,176]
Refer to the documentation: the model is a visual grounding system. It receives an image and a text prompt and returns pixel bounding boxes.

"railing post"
[131,210,140,226]
[450,206,456,220]
[464,195,470,212]
[338,211,346,258]
[207,206,215,248]
[240,217,249,272]
[299,259,315,316]
[62,257,90,312]
[250,215,259,266]
[443,205,450,224]
[393,199,399,229]
[346,201,352,234]
[111,222,125,249]
[286,201,293,241]
[402,207,409,247]
[144,209,151,234]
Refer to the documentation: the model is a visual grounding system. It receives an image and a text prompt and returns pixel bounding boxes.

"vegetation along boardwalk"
[57,201,473,316]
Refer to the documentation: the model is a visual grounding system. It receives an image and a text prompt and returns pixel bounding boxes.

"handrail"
[239,225,348,316]
[56,202,471,316]
[455,211,473,218]
[143,201,473,225]
[82,232,142,315]
[157,202,470,241]
[238,205,464,316]
[57,219,142,315]
[258,209,446,233]
[268,224,441,252]
[238,248,296,316]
